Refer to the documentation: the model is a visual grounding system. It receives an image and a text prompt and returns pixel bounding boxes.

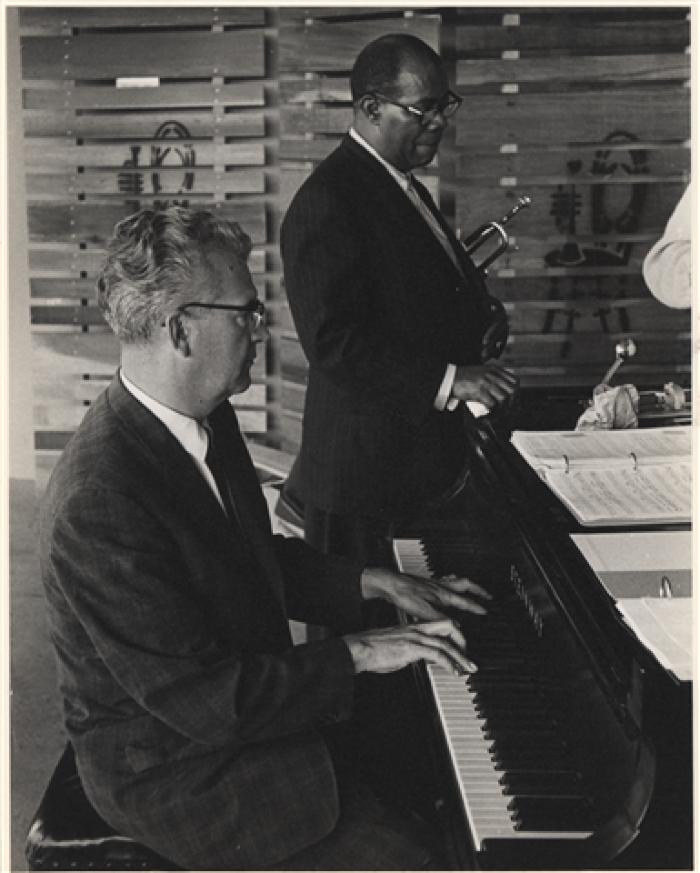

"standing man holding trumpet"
[280,33,519,565]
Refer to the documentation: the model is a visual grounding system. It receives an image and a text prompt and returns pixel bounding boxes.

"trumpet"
[461,194,532,274]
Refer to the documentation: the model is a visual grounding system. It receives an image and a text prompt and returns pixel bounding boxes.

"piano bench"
[25,744,180,871]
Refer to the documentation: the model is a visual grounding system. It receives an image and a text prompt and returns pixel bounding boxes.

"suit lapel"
[107,377,285,612]
[409,175,487,292]
[205,402,287,611]
[341,135,473,284]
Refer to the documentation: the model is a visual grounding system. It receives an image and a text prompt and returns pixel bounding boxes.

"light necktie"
[405,175,465,278]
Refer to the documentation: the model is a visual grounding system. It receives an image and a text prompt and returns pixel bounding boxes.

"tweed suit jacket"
[281,134,495,522]
[39,375,367,870]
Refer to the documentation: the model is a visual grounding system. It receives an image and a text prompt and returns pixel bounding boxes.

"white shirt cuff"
[434,363,457,412]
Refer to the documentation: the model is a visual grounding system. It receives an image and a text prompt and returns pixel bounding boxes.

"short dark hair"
[97,206,252,344]
[350,33,442,102]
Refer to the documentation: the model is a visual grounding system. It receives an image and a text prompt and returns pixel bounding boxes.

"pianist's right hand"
[451,360,518,411]
[343,620,477,676]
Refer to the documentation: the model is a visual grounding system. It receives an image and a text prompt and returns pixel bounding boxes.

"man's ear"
[167,312,191,357]
[358,94,381,125]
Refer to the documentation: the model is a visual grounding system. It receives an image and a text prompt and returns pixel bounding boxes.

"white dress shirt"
[119,370,225,509]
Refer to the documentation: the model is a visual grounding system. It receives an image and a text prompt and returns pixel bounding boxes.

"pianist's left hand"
[360,566,491,622]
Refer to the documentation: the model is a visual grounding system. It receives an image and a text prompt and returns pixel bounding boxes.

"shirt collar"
[349,127,411,191]
[119,370,209,465]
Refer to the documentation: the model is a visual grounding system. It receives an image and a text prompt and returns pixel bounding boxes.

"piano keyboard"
[394,538,594,851]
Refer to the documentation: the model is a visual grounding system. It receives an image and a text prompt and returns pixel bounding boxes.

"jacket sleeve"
[281,179,449,426]
[41,485,357,750]
[273,535,366,632]
[642,185,691,309]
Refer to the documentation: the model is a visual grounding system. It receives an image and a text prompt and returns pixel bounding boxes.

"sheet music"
[571,531,692,598]
[544,463,692,526]
[511,426,691,470]
[616,599,693,681]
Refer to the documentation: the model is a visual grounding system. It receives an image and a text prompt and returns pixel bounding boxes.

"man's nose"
[253,321,270,343]
[428,110,448,131]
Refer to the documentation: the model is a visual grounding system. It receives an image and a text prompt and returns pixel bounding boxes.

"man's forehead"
[394,62,447,100]
[198,244,254,302]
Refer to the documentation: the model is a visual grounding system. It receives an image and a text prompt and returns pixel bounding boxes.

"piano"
[393,415,693,870]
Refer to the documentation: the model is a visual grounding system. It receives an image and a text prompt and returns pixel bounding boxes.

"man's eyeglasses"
[372,90,462,125]
[177,299,266,330]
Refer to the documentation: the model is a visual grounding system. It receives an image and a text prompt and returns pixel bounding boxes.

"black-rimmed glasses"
[372,90,462,125]
[177,299,266,330]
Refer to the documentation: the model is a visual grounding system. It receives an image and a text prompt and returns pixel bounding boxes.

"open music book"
[570,531,692,680]
[511,426,692,526]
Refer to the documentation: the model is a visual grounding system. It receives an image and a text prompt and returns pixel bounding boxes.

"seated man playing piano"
[38,206,491,871]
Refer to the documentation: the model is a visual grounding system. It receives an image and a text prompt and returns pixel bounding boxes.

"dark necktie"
[203,421,244,531]
[406,175,466,279]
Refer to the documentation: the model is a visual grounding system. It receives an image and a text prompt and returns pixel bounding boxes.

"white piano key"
[395,539,593,849]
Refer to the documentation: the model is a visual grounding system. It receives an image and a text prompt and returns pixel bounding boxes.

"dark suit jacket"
[39,375,366,870]
[281,134,495,522]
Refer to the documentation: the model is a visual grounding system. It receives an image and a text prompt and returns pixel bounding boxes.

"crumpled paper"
[576,383,639,431]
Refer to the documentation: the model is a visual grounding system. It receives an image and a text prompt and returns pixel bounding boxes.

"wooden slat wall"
[451,6,690,388]
[19,7,274,484]
[19,7,691,475]
[276,6,690,454]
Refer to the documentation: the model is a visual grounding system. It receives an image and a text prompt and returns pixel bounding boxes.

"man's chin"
[411,145,439,167]
[231,374,252,396]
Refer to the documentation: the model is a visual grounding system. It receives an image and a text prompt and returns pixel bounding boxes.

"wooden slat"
[23,109,265,139]
[282,380,307,414]
[31,278,95,299]
[28,202,267,244]
[32,304,104,326]
[487,273,650,300]
[32,330,120,375]
[24,82,265,111]
[279,411,303,454]
[25,140,266,170]
[21,30,266,79]
[19,7,265,31]
[30,275,266,301]
[27,168,266,197]
[279,8,398,23]
[278,104,351,138]
[25,140,266,169]
[455,181,687,245]
[280,75,351,104]
[29,246,267,277]
[280,138,339,163]
[454,145,690,182]
[454,89,690,147]
[456,19,689,54]
[279,16,440,72]
[280,335,309,383]
[247,442,295,478]
[504,301,690,335]
[457,54,689,86]
[501,333,689,366]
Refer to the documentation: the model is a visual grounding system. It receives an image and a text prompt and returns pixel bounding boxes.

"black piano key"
[482,727,558,741]
[488,736,566,756]
[510,796,595,831]
[499,770,582,794]
[492,750,572,770]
